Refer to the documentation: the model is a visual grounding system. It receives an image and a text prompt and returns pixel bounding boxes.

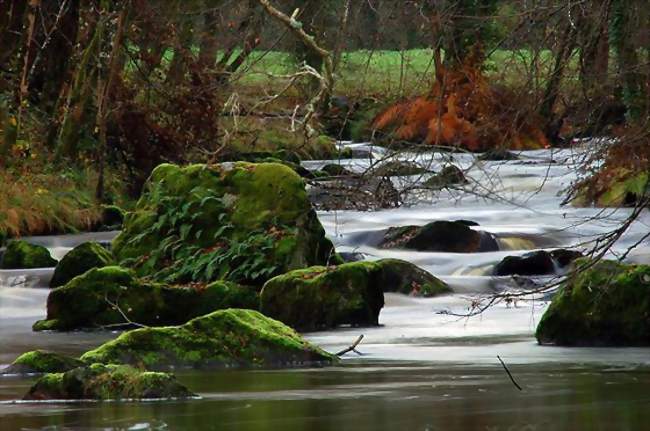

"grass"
[0,166,126,239]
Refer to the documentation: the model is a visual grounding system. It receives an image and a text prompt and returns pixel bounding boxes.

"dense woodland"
[0,0,648,235]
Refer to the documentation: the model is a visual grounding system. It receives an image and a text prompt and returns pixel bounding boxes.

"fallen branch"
[336,335,364,356]
[497,355,522,391]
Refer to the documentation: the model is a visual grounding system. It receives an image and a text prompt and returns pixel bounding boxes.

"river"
[1,143,650,430]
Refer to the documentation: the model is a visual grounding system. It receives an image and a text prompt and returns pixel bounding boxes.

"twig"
[104,292,148,329]
[336,335,364,356]
[497,355,522,391]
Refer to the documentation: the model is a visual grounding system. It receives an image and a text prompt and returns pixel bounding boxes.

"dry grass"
[0,168,104,238]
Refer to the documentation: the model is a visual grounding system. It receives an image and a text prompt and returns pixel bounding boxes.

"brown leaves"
[372,55,549,152]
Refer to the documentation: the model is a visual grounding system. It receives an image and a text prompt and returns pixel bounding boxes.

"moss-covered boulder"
[80,309,335,370]
[536,260,650,346]
[379,221,498,253]
[24,364,195,400]
[112,163,334,286]
[0,240,57,269]
[49,242,115,288]
[573,170,648,207]
[34,266,258,331]
[260,259,449,331]
[1,351,83,375]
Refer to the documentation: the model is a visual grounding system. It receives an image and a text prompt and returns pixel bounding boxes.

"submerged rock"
[260,259,449,331]
[423,165,467,188]
[49,242,115,288]
[34,266,258,331]
[493,249,583,276]
[0,240,57,269]
[24,364,195,400]
[536,260,650,346]
[380,221,498,253]
[80,309,335,369]
[1,351,83,375]
[112,163,334,286]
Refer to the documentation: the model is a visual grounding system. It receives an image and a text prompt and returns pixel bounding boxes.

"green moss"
[50,242,115,288]
[80,309,336,370]
[112,162,334,286]
[35,266,260,331]
[24,364,194,400]
[1,351,83,375]
[536,259,650,346]
[598,172,648,207]
[259,259,448,331]
[100,204,125,228]
[0,240,57,269]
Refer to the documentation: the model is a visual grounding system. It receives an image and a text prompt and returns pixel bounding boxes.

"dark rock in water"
[1,351,83,375]
[380,221,498,253]
[80,309,336,369]
[493,251,555,276]
[455,219,480,227]
[49,242,115,288]
[423,165,467,188]
[0,240,57,269]
[479,149,519,161]
[308,176,399,211]
[370,160,431,177]
[536,259,650,346]
[24,364,195,400]
[34,266,259,331]
[260,259,449,331]
[493,249,583,276]
[320,163,355,177]
[549,249,584,267]
[337,251,368,263]
[112,163,334,286]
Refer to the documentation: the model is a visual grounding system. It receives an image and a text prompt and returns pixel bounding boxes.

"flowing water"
[2,143,650,430]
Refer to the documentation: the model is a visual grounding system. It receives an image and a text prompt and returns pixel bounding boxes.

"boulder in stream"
[379,221,498,253]
[536,260,650,346]
[49,241,115,288]
[259,259,449,331]
[79,309,336,369]
[112,163,335,286]
[34,266,258,331]
[0,240,57,269]
[24,364,195,400]
[1,350,83,375]
[422,165,468,188]
[493,249,583,276]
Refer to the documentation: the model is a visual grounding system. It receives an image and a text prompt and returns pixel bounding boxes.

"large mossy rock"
[260,259,449,331]
[379,221,498,253]
[112,163,334,285]
[536,260,650,346]
[50,242,115,288]
[573,170,648,207]
[1,351,83,375]
[80,309,335,370]
[0,240,57,269]
[34,266,258,331]
[24,364,194,400]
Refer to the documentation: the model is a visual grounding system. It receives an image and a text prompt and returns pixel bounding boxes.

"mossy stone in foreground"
[536,260,650,346]
[35,266,259,331]
[80,309,335,370]
[260,259,450,331]
[1,351,83,375]
[112,163,334,285]
[24,364,194,400]
[0,240,57,269]
[49,241,115,288]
